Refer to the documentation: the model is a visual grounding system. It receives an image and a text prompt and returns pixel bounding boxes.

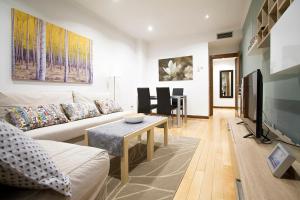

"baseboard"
[213,106,236,109]
[150,113,209,119]
[187,115,209,119]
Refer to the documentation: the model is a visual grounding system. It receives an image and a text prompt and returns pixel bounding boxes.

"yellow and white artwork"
[12,9,93,83]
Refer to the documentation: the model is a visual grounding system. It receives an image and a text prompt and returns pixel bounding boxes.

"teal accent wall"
[241,0,300,144]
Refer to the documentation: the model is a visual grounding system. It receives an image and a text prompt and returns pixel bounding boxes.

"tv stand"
[261,135,271,144]
[243,132,271,144]
[243,133,254,138]
[228,119,300,200]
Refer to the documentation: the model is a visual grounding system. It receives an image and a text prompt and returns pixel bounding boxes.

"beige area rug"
[106,135,199,200]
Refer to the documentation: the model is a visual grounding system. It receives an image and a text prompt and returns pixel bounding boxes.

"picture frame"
[266,143,295,178]
[11,8,93,84]
[158,56,193,81]
[219,70,233,98]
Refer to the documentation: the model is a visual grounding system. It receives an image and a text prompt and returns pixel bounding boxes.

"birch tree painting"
[12,9,93,84]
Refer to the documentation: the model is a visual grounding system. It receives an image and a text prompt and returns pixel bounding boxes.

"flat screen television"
[242,69,263,138]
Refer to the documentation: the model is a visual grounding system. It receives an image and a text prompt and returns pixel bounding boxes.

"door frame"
[209,52,240,116]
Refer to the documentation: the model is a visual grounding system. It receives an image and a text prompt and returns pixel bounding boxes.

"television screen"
[242,69,263,138]
[248,72,257,122]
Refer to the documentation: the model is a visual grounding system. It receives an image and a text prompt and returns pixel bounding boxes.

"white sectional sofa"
[0,90,133,200]
[0,90,133,143]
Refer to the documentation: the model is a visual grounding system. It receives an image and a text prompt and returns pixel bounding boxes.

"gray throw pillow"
[0,120,71,196]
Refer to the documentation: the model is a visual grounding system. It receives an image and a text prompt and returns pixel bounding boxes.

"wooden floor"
[158,108,237,200]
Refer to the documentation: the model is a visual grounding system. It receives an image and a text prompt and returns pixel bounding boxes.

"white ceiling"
[72,0,251,42]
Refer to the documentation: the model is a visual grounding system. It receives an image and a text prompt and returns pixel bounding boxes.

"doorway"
[209,53,240,116]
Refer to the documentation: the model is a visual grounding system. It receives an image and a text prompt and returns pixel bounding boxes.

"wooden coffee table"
[84,116,168,184]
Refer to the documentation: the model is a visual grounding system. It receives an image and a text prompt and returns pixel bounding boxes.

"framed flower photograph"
[158,56,193,81]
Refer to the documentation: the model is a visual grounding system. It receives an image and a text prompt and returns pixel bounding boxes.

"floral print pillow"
[8,104,69,131]
[95,99,122,114]
[61,103,100,121]
[38,104,69,125]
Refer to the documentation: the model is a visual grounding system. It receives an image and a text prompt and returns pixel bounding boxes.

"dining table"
[150,95,187,127]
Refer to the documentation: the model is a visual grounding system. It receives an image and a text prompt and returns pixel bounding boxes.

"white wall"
[208,31,243,55]
[146,39,209,117]
[0,0,147,111]
[213,58,235,107]
[208,40,241,55]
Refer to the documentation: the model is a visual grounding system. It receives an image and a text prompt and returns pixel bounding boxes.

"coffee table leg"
[137,135,142,142]
[164,121,168,146]
[177,96,181,127]
[84,131,89,146]
[147,128,154,161]
[121,139,129,184]
[184,96,187,123]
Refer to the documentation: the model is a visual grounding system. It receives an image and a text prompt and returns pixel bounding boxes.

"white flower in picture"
[163,60,181,77]
[184,65,193,79]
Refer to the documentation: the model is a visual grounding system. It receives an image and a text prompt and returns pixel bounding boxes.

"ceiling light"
[205,14,210,19]
[147,25,153,32]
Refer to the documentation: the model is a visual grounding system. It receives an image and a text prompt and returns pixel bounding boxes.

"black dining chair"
[172,88,184,117]
[137,88,157,114]
[156,87,177,124]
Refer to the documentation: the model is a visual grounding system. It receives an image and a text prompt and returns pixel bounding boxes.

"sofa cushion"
[61,103,100,121]
[37,140,109,200]
[0,140,110,200]
[9,104,68,131]
[0,91,73,120]
[26,111,134,142]
[95,99,122,114]
[72,91,110,104]
[0,120,71,196]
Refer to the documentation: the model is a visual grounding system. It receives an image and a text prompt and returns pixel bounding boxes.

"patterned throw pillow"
[95,99,123,114]
[0,120,71,196]
[38,104,69,125]
[8,105,68,131]
[61,103,100,121]
[9,106,40,131]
